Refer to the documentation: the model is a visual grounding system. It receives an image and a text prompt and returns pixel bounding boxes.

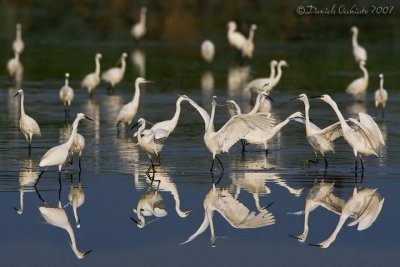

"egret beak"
[289,96,300,101]
[144,80,154,83]
[14,92,20,97]
[130,122,140,130]
[288,234,302,240]
[84,116,93,121]
[309,243,323,248]
[262,201,274,210]
[309,95,322,99]
[84,250,93,256]
[263,94,275,103]
[130,217,141,226]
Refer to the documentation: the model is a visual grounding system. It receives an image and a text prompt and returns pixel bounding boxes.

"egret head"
[96,53,102,59]
[76,113,93,121]
[379,73,383,79]
[289,111,304,119]
[279,60,289,68]
[251,24,257,30]
[135,77,153,85]
[290,93,307,102]
[141,6,147,13]
[14,89,23,97]
[350,26,358,34]
[65,72,70,78]
[122,52,128,58]
[16,23,21,29]
[311,94,332,104]
[178,94,189,101]
[227,21,237,30]
[270,60,278,67]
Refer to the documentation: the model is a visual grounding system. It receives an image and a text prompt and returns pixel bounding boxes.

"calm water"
[1,5,400,266]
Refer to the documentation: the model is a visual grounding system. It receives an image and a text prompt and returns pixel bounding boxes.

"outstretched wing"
[318,121,343,142]
[358,113,385,146]
[290,117,322,132]
[348,118,379,153]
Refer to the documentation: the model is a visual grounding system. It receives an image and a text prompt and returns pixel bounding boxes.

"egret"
[312,94,385,171]
[245,60,277,95]
[180,184,275,247]
[14,159,40,215]
[68,183,85,228]
[115,77,151,134]
[310,187,384,248]
[201,40,215,63]
[241,24,257,59]
[81,53,102,95]
[131,7,147,40]
[374,74,388,119]
[227,21,247,52]
[12,23,24,54]
[101,52,128,93]
[7,52,23,81]
[346,60,368,101]
[59,73,74,119]
[350,26,367,63]
[187,96,275,172]
[14,89,41,155]
[37,113,92,185]
[71,133,85,169]
[291,93,344,168]
[131,190,167,228]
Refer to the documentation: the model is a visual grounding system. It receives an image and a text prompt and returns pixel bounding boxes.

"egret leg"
[116,122,120,136]
[28,142,32,157]
[78,155,82,170]
[210,158,215,173]
[35,170,46,188]
[360,157,364,172]
[215,156,224,173]
[354,158,358,172]
[265,148,269,155]
[323,156,328,169]
[70,153,74,165]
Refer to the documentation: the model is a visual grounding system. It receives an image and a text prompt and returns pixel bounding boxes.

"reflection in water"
[227,65,250,97]
[346,101,367,115]
[68,172,85,229]
[8,86,20,125]
[132,189,167,228]
[201,71,214,96]
[131,49,146,77]
[377,121,387,166]
[14,159,39,214]
[7,52,24,84]
[290,181,384,248]
[181,183,275,247]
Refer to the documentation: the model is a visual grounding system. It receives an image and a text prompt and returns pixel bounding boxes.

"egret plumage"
[346,60,368,101]
[131,7,147,40]
[81,53,102,95]
[374,74,388,119]
[313,94,385,171]
[59,73,74,119]
[245,60,277,95]
[68,183,85,229]
[201,40,215,63]
[292,93,344,168]
[14,89,41,155]
[7,52,23,81]
[14,160,39,215]
[351,26,367,63]
[12,23,24,55]
[187,96,275,172]
[101,52,128,93]
[71,133,85,169]
[241,24,257,59]
[115,77,151,134]
[227,21,247,52]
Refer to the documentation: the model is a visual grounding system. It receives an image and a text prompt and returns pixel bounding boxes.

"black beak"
[84,116,93,121]
[289,96,300,101]
[309,95,322,99]
[84,250,93,256]
[288,234,302,240]
[263,94,275,103]
[262,201,274,210]
[309,243,323,248]
[14,92,20,97]
[130,217,141,226]
[130,122,140,130]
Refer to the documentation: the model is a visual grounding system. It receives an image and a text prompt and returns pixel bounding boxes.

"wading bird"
[374,74,388,119]
[59,73,74,119]
[346,60,368,102]
[37,113,92,185]
[241,24,257,59]
[131,190,167,228]
[7,52,23,81]
[131,7,147,40]
[71,133,85,169]
[102,52,128,93]
[116,77,151,134]
[291,93,343,168]
[13,23,24,54]
[312,94,385,172]
[350,26,367,63]
[14,89,41,155]
[68,182,85,229]
[180,184,275,247]
[245,60,277,96]
[227,21,247,52]
[201,40,215,63]
[81,53,102,95]
[187,96,275,172]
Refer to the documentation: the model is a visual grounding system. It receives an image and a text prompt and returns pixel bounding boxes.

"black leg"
[354,157,358,172]
[78,155,82,170]
[210,158,215,173]
[215,156,224,173]
[323,156,328,169]
[360,157,364,172]
[241,140,246,155]
[265,148,269,155]
[35,169,45,188]
[28,141,32,157]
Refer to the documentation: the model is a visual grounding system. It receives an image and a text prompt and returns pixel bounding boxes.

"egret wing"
[358,113,385,146]
[348,118,379,152]
[25,115,41,136]
[318,121,343,142]
[289,117,322,132]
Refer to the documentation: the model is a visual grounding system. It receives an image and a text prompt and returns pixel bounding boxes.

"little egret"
[68,183,85,228]
[291,93,344,168]
[227,21,247,52]
[201,40,215,63]
[115,77,151,134]
[14,160,40,215]
[180,184,275,247]
[102,52,128,93]
[71,133,85,169]
[187,96,276,172]
[14,89,41,155]
[59,73,74,119]
[7,52,23,81]
[350,26,367,63]
[37,113,92,185]
[12,23,24,54]
[131,190,167,228]
[374,74,388,119]
[346,60,368,102]
[312,94,385,171]
[241,24,257,59]
[245,60,277,95]
[81,53,102,95]
[131,7,147,40]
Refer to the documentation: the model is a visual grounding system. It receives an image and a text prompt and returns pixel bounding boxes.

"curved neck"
[273,117,291,133]
[137,122,146,142]
[67,118,81,148]
[121,57,126,73]
[303,98,312,133]
[248,28,255,42]
[132,82,141,102]
[379,77,384,90]
[95,57,101,76]
[168,183,186,217]
[273,64,284,86]
[352,31,358,47]
[16,28,22,40]
[207,102,216,133]
[140,11,146,24]
[20,93,25,115]
[327,99,348,129]
[170,98,184,129]
[72,204,79,226]
[269,64,276,80]
[360,64,368,79]
[206,208,216,246]
[15,52,20,60]
[65,76,69,87]
[188,99,211,131]
[250,93,263,114]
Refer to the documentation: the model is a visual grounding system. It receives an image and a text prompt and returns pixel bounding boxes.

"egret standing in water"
[116,77,151,134]
[187,96,275,172]
[37,113,92,186]
[102,52,128,93]
[81,53,102,96]
[71,132,86,170]
[241,24,257,59]
[291,93,343,168]
[59,73,74,120]
[13,23,24,55]
[227,21,247,53]
[312,95,385,172]
[7,52,23,81]
[131,7,147,40]
[346,60,368,102]
[350,26,367,63]
[374,74,388,119]
[14,89,41,156]
[201,40,215,63]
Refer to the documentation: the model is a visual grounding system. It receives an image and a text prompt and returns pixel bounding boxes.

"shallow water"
[1,6,400,266]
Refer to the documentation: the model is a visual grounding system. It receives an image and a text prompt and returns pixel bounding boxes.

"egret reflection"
[14,159,40,215]
[68,171,85,228]
[131,49,146,77]
[227,65,250,96]
[201,71,214,96]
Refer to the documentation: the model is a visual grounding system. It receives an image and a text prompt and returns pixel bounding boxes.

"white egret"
[131,7,147,40]
[201,40,215,63]
[59,73,74,119]
[7,52,24,81]
[187,96,275,172]
[101,52,128,93]
[131,49,146,77]
[180,184,275,247]
[241,24,257,59]
[14,89,41,155]
[14,159,40,215]
[350,26,367,63]
[37,113,92,184]
[227,21,247,52]
[311,187,384,248]
[313,94,385,171]
[71,133,85,169]
[346,60,368,102]
[115,77,151,134]
[291,93,344,168]
[245,60,277,96]
[81,53,102,95]
[68,183,85,229]
[374,74,388,119]
[13,23,24,54]
[131,190,167,228]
